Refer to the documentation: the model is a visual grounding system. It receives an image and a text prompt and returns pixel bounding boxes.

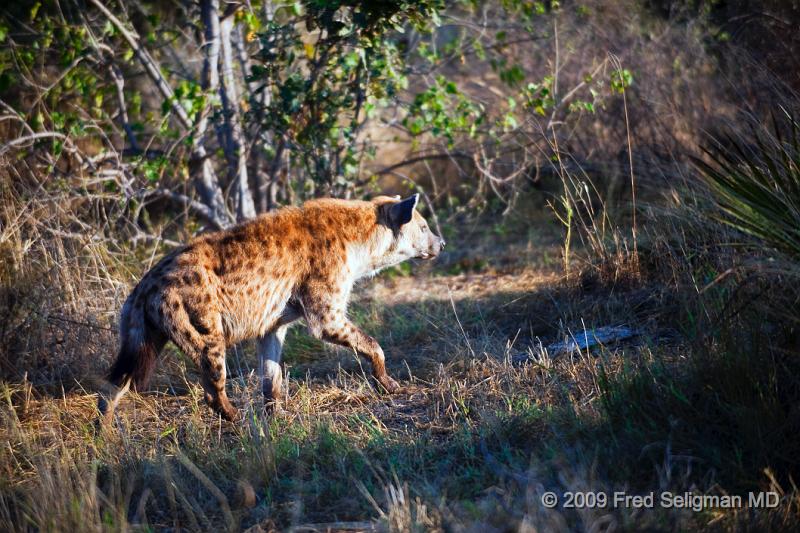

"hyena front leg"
[305,303,400,393]
[258,304,302,407]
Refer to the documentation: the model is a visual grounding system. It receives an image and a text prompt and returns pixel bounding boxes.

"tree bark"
[233,22,270,214]
[193,0,236,228]
[219,12,256,220]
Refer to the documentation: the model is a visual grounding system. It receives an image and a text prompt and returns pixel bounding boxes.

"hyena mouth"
[417,252,436,260]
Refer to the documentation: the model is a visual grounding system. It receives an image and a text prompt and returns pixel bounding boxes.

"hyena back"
[98,195,444,423]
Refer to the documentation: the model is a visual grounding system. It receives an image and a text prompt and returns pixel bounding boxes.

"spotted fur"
[98,195,445,423]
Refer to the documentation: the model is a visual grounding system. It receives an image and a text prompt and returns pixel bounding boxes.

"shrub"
[695,109,800,262]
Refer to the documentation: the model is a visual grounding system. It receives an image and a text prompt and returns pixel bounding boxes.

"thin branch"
[0,132,68,156]
[143,188,221,228]
[373,151,473,176]
[88,0,193,130]
[108,64,142,153]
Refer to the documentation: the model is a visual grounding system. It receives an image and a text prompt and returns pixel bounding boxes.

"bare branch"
[372,151,473,176]
[0,132,68,156]
[143,188,222,229]
[108,64,142,154]
[88,0,193,130]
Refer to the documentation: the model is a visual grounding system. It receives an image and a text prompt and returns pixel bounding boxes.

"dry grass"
[3,205,800,531]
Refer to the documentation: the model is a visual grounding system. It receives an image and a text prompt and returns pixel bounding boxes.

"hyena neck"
[348,225,398,279]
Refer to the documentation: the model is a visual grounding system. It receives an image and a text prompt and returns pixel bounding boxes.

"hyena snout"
[419,233,445,260]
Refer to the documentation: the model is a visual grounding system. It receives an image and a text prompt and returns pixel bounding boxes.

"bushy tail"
[107,301,160,391]
[107,336,158,391]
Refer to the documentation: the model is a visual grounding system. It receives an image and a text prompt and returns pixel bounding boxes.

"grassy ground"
[2,200,799,532]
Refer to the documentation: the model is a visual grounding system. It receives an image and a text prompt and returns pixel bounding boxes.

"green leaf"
[29,2,41,21]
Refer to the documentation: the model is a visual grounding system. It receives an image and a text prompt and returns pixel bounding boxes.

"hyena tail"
[106,330,160,391]
[98,300,163,426]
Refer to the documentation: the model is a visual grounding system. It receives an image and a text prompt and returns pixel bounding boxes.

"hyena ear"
[387,194,419,227]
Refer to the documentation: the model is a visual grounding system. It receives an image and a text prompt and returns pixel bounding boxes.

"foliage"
[0,0,641,231]
[251,1,441,196]
[696,110,800,261]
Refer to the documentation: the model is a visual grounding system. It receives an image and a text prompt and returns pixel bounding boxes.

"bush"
[696,109,800,262]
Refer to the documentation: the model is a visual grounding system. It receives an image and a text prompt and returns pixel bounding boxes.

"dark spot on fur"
[186,307,211,335]
[221,232,246,247]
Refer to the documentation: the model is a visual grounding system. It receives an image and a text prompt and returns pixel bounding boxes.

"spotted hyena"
[98,194,444,423]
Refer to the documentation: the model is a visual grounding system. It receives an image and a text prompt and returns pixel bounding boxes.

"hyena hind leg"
[172,333,237,421]
[163,302,237,421]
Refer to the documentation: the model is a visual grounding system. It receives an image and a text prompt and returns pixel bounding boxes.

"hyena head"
[374,194,446,268]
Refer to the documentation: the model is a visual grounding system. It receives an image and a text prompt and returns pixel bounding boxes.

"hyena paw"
[212,401,238,422]
[379,376,401,394]
[221,406,239,421]
[262,399,284,416]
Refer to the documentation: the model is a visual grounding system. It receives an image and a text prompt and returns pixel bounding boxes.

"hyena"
[98,194,444,423]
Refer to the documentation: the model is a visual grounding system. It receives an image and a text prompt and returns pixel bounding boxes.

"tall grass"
[696,109,800,262]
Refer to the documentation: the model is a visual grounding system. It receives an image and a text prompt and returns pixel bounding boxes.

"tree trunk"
[259,0,285,212]
[232,22,271,214]
[219,12,256,220]
[197,0,236,228]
